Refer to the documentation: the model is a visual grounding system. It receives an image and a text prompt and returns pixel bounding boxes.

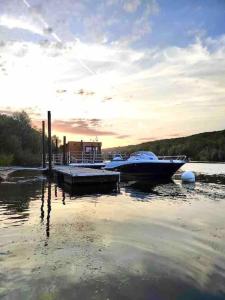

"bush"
[0,153,14,166]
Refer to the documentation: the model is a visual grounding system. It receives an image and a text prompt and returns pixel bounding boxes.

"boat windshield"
[112,153,124,161]
[128,151,158,161]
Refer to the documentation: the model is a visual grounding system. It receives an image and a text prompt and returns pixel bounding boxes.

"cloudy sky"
[0,0,225,147]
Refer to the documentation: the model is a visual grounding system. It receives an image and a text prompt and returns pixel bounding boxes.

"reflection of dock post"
[40,181,45,223]
[46,182,51,239]
[62,189,65,205]
[63,136,67,165]
[42,121,46,169]
[55,184,58,198]
[47,111,52,175]
[117,181,120,193]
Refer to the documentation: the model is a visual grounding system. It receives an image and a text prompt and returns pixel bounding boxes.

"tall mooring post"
[47,111,52,175]
[42,121,46,168]
[63,136,67,165]
[55,138,58,155]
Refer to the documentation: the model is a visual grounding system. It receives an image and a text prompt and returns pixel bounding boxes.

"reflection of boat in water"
[105,151,187,179]
[121,177,185,201]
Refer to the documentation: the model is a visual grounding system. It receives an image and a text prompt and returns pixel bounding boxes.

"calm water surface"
[0,164,225,300]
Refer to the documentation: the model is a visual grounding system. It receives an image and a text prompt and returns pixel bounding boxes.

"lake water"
[0,163,225,300]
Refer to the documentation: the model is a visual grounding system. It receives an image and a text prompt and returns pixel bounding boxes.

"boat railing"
[48,151,104,165]
[69,151,103,163]
[157,155,187,161]
[103,152,130,161]
[48,153,187,165]
[103,152,187,161]
[52,153,64,165]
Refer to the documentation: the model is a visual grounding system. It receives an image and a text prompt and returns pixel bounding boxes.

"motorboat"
[104,151,187,179]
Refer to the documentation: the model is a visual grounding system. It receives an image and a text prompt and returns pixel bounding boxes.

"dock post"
[63,136,67,165]
[47,111,52,175]
[55,138,58,164]
[68,151,70,164]
[55,138,58,154]
[42,121,46,168]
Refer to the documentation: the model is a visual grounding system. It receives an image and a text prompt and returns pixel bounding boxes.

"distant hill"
[104,130,225,162]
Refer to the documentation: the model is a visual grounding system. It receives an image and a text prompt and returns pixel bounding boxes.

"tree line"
[0,111,59,166]
[1,111,224,165]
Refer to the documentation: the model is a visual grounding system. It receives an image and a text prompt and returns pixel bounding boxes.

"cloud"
[0,106,41,118]
[0,108,13,115]
[0,14,44,36]
[69,119,101,127]
[24,107,41,118]
[117,134,130,139]
[123,0,159,14]
[25,0,87,40]
[89,118,101,126]
[52,119,117,136]
[106,0,119,5]
[103,96,113,102]
[115,1,159,46]
[123,0,141,13]
[75,89,95,96]
[43,26,53,34]
[138,133,182,142]
[138,136,158,142]
[56,89,67,94]
[83,14,109,43]
[145,0,160,15]
[0,3,225,147]
[166,134,184,138]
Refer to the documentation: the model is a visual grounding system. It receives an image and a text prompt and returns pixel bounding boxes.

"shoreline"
[0,167,46,181]
[189,161,225,164]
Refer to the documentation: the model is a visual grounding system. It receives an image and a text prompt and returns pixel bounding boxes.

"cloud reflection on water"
[0,169,225,299]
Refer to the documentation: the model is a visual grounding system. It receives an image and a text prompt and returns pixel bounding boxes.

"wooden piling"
[42,121,46,168]
[47,111,52,175]
[55,138,58,155]
[63,136,67,165]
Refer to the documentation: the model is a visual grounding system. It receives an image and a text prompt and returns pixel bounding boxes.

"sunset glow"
[0,0,225,147]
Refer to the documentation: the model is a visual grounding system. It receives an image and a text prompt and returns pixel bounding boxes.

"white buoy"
[181,171,195,183]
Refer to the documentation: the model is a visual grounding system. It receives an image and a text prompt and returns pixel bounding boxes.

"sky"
[0,0,225,148]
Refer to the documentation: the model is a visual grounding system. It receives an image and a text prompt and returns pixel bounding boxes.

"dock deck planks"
[53,166,120,184]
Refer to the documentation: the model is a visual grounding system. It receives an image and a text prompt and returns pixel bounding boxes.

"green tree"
[0,111,60,166]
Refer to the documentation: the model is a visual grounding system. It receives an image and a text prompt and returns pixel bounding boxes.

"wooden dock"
[53,166,120,185]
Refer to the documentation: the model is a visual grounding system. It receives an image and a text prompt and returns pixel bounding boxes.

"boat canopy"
[128,151,158,161]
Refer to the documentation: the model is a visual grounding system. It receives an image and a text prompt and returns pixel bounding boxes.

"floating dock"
[69,163,106,169]
[53,166,120,185]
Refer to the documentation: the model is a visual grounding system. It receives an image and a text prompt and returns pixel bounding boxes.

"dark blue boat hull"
[105,162,185,179]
